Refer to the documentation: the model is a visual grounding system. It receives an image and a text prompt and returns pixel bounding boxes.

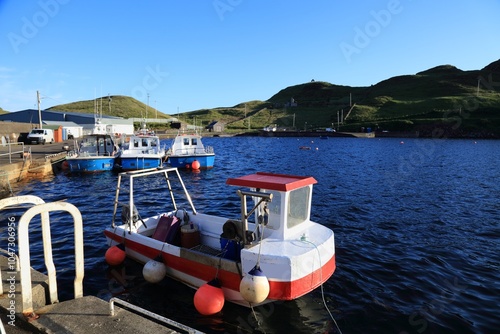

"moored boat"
[167,132,215,169]
[103,167,336,310]
[65,134,119,173]
[115,134,166,171]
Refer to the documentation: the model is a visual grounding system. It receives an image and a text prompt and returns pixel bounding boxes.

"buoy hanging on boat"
[191,160,200,170]
[143,256,167,283]
[239,265,270,304]
[105,243,126,266]
[194,279,225,315]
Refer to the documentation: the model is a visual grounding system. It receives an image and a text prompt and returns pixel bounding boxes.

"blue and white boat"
[65,134,119,173]
[115,134,166,171]
[167,132,215,169]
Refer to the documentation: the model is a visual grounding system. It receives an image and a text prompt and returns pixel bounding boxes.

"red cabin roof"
[226,172,317,192]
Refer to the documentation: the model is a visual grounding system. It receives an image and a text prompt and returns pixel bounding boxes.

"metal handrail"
[109,298,203,334]
[0,196,84,316]
[0,141,26,163]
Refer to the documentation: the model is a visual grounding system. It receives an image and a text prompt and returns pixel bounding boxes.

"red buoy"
[105,244,126,266]
[191,160,200,170]
[194,279,225,315]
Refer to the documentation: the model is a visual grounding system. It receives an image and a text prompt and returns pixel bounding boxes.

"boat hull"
[117,157,163,171]
[168,154,215,169]
[66,157,115,173]
[104,214,335,307]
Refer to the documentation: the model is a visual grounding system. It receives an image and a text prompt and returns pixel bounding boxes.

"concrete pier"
[0,141,73,197]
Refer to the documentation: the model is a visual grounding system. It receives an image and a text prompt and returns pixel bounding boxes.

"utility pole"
[37,90,42,129]
[108,94,112,114]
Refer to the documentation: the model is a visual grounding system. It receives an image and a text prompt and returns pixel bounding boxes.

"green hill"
[48,95,170,119]
[182,59,500,137]
[45,59,500,138]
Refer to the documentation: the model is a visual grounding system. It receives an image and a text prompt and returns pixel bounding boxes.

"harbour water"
[1,137,499,333]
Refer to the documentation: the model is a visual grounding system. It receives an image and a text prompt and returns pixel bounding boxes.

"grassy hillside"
[48,95,170,119]
[185,59,500,137]
[45,59,500,137]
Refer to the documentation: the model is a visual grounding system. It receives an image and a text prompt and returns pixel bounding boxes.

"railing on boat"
[171,146,214,156]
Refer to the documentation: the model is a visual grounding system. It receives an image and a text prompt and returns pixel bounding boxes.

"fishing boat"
[167,132,215,169]
[103,167,336,311]
[65,134,119,173]
[115,134,166,171]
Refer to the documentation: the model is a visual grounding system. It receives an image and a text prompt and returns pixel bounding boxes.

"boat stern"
[240,224,335,300]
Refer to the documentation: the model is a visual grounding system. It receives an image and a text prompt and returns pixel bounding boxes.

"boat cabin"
[79,134,116,156]
[129,135,159,151]
[226,172,317,241]
[171,134,207,155]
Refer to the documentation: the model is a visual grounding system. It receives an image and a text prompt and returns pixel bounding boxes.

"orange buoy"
[194,279,225,315]
[105,244,126,266]
[191,160,200,170]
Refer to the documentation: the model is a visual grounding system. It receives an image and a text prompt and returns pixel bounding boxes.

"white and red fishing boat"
[103,167,335,311]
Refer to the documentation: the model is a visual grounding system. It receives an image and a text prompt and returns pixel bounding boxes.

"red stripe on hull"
[105,230,242,290]
[268,255,336,300]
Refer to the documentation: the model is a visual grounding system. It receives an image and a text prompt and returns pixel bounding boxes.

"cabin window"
[151,140,157,147]
[134,140,139,147]
[191,138,198,146]
[287,187,310,228]
[265,190,281,230]
[142,139,148,147]
[183,138,190,146]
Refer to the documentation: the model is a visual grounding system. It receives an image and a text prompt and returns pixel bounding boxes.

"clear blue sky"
[1,0,499,115]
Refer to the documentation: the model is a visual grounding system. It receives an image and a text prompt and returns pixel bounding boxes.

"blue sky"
[1,0,499,115]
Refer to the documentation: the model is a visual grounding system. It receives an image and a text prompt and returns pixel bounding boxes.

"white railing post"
[18,201,84,314]
[0,196,85,316]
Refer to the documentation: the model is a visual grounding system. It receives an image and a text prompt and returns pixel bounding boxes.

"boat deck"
[190,244,224,257]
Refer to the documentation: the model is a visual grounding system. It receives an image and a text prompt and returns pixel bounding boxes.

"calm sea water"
[1,137,499,333]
